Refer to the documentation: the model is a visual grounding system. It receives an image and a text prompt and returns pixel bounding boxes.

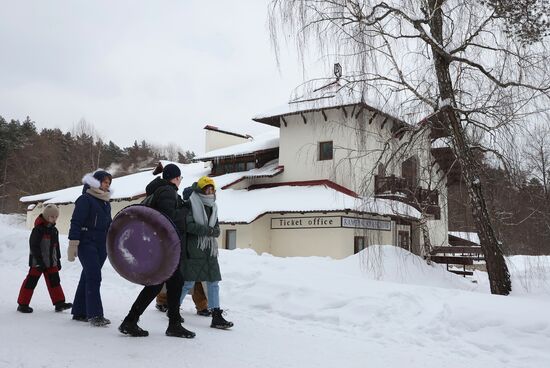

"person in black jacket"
[16,204,72,313]
[118,163,195,338]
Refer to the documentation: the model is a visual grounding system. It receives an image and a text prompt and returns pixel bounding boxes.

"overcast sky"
[0,0,325,155]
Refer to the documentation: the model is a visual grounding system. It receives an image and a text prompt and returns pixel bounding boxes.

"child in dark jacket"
[16,204,72,313]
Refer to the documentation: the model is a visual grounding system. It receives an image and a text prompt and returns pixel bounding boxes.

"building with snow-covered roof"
[192,76,450,257]
[241,80,448,254]
[20,162,210,233]
[21,73,452,259]
[195,129,280,176]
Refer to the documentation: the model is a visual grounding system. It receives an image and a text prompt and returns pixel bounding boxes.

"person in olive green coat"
[179,176,233,329]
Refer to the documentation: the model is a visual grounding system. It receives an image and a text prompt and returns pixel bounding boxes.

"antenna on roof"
[334,63,342,81]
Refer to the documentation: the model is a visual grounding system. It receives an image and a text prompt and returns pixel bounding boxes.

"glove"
[207,227,220,237]
[57,263,62,271]
[67,240,79,262]
[36,262,46,272]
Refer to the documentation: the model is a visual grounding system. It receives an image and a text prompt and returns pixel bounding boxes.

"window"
[213,163,225,175]
[224,163,234,173]
[214,157,258,175]
[354,236,367,254]
[402,156,418,188]
[235,162,246,172]
[225,230,237,250]
[397,231,410,251]
[319,141,333,161]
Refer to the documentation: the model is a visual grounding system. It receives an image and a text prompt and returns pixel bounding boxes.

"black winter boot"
[55,302,73,312]
[165,322,196,338]
[89,316,111,327]
[166,310,184,323]
[119,318,149,337]
[196,308,211,317]
[17,305,33,313]
[210,308,233,329]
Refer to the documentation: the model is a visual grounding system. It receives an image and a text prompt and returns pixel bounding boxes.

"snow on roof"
[217,185,421,223]
[20,184,87,206]
[449,231,480,245]
[252,83,406,127]
[360,197,421,220]
[19,158,418,221]
[20,163,210,204]
[220,160,283,189]
[195,129,279,161]
[253,84,361,122]
[19,160,283,205]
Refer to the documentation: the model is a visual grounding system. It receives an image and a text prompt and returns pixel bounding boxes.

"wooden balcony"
[430,147,462,185]
[374,175,441,219]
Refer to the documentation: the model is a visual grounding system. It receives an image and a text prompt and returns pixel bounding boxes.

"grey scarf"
[86,187,111,202]
[189,191,218,257]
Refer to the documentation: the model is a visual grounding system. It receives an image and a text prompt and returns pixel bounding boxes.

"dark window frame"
[210,148,278,176]
[225,229,237,250]
[397,231,410,250]
[319,141,334,161]
[354,236,367,254]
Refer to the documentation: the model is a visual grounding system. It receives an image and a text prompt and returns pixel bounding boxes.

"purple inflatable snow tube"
[106,205,181,286]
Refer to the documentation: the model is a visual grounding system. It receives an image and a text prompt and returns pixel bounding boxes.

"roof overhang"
[252,101,409,131]
[204,125,252,139]
[221,165,285,190]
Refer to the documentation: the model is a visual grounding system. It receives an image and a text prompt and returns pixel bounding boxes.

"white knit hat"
[42,204,59,219]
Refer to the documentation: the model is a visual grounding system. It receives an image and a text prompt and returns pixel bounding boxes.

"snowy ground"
[1,213,549,368]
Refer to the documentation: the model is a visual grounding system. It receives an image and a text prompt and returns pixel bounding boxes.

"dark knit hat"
[162,164,181,181]
[93,170,112,183]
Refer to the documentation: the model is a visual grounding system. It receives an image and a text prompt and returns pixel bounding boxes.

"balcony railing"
[374,175,440,218]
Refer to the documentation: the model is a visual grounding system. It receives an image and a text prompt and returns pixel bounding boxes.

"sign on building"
[271,216,391,231]
[341,216,391,231]
[271,216,341,229]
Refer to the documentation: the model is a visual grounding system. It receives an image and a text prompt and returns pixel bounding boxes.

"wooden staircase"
[429,234,485,276]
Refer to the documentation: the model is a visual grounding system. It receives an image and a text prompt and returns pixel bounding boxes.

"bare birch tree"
[523,119,550,199]
[269,0,550,294]
[72,118,103,170]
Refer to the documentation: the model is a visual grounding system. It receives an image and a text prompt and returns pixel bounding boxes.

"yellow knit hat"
[197,176,215,190]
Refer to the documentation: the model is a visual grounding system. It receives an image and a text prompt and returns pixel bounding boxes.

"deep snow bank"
[1,213,549,368]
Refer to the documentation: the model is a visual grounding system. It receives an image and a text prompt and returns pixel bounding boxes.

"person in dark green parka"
[180,176,233,329]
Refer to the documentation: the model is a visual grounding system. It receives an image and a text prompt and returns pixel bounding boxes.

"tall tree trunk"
[541,146,548,199]
[429,0,511,295]
[447,112,512,294]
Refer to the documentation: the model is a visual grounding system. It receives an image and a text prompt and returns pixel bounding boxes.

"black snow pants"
[125,268,184,324]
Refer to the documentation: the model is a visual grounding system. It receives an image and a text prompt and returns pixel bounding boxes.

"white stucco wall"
[221,212,395,259]
[205,129,250,153]
[278,108,403,194]
[427,183,449,247]
[276,107,449,247]
[220,215,272,254]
